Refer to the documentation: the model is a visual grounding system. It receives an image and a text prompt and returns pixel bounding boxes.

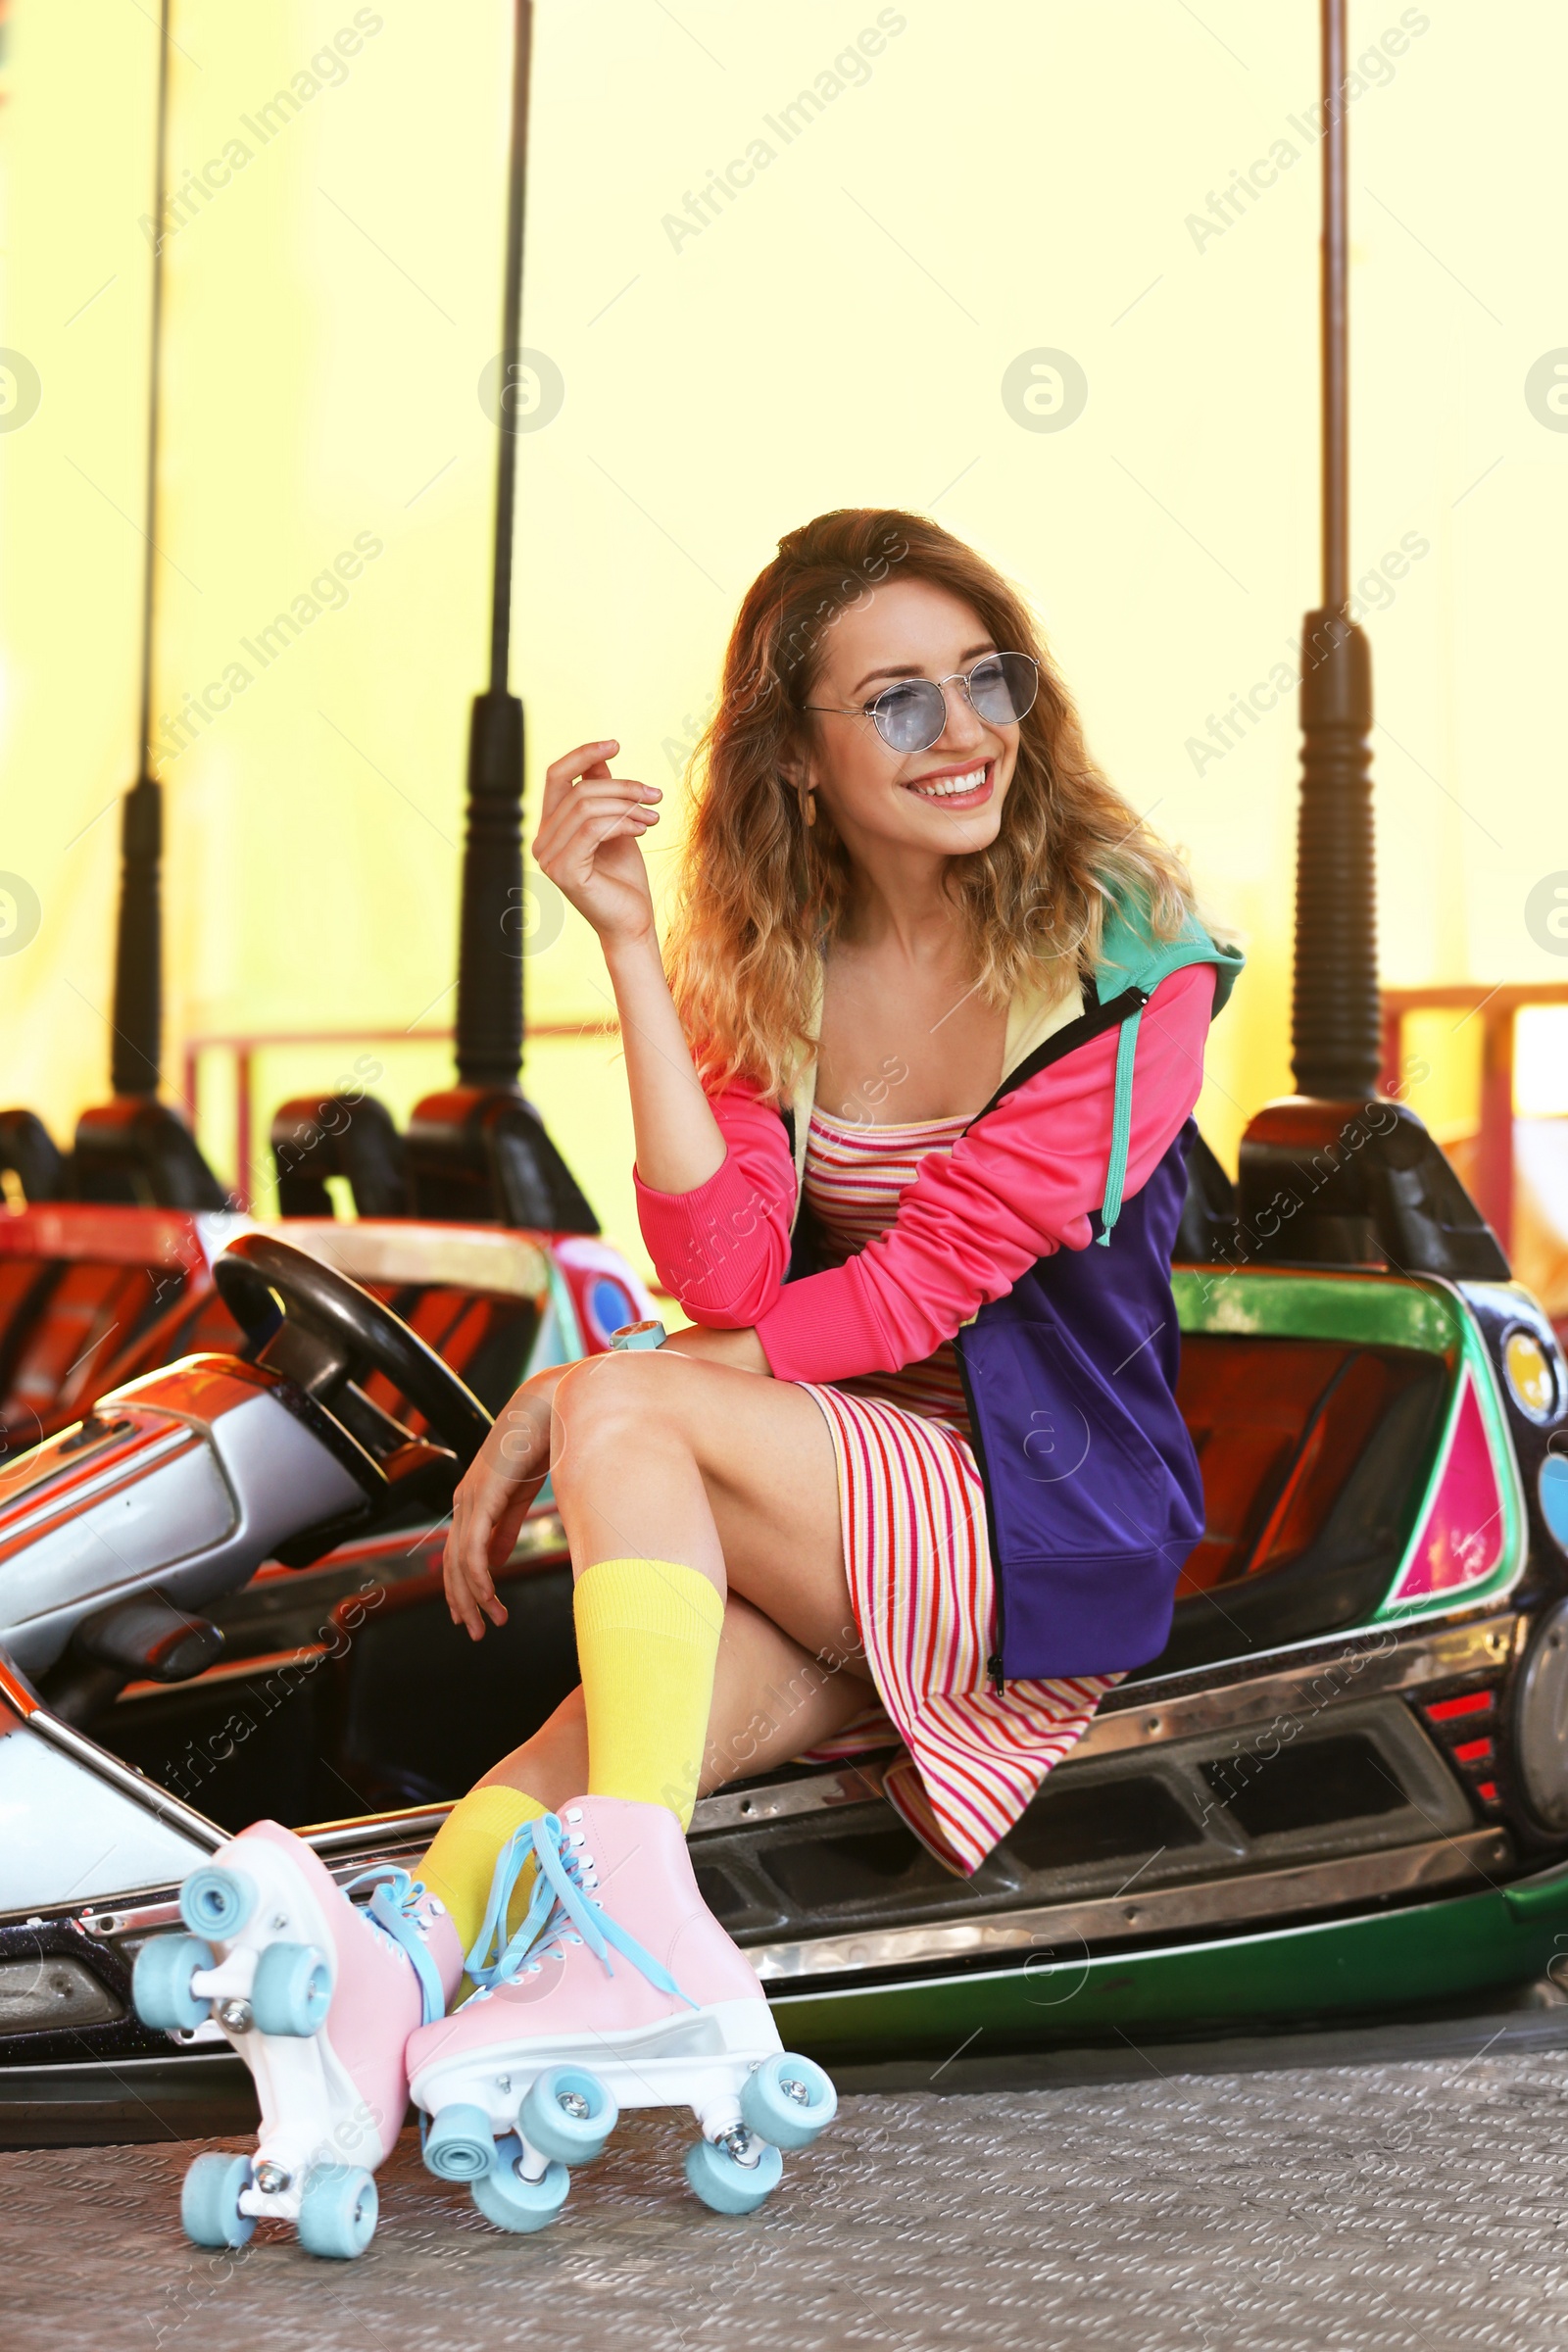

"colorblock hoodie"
[636,898,1243,1680]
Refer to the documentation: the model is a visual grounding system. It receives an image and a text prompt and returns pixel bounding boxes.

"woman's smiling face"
[796,578,1021,859]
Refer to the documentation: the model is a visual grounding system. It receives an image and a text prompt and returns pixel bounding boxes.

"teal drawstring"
[1096,1005,1144,1247]
[343,1865,448,2029]
[465,1812,696,2010]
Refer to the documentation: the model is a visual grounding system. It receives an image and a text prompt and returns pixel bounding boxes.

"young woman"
[157,510,1239,2248]
[423,506,1239,1884]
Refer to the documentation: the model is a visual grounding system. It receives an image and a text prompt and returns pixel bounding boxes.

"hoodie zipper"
[953,1327,1007,1694]
[944,982,1152,1697]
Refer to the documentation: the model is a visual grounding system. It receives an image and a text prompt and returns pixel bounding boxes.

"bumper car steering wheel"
[214,1231,493,1475]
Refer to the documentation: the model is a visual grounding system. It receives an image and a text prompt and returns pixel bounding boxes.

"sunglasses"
[805,651,1039,756]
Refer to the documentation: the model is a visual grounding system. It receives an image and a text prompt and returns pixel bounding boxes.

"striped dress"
[797,1104,1121,1878]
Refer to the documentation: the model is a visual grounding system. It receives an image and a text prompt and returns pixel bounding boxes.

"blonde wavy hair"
[663,508,1195,1100]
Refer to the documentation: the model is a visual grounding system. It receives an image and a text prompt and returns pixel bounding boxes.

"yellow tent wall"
[4,2,1566,1280]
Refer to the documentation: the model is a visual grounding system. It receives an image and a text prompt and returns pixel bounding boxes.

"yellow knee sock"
[416,1784,546,1961]
[573,1557,724,1831]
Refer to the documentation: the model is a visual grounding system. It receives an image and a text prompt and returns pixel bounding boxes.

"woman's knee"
[548,1349,685,1498]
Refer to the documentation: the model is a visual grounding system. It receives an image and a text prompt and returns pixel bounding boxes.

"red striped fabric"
[796,1108,1118,1877]
[802,1107,974,1427]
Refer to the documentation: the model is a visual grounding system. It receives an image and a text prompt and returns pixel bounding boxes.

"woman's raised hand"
[533,740,661,952]
[538,739,726,1201]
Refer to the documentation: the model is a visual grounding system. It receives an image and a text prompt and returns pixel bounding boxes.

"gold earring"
[806,789,816,827]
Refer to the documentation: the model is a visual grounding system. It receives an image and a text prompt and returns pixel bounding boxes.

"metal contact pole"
[489,0,532,699]
[1321,0,1349,617]
[111,0,172,1099]
[1290,0,1380,1102]
[455,0,532,1090]
[412,0,591,1228]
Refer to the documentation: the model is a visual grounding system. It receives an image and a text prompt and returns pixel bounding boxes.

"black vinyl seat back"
[406,1087,598,1233]
[270,1093,408,1219]
[71,1098,228,1210]
[1175,1127,1239,1263]
[0,1108,67,1204]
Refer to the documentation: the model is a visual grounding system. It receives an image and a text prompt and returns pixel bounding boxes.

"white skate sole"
[181,1840,396,2227]
[412,1994,784,2145]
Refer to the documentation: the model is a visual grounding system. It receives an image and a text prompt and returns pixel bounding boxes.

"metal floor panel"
[12,2040,1568,2350]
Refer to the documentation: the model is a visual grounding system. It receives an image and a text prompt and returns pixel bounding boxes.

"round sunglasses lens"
[968,653,1038,727]
[872,681,946,753]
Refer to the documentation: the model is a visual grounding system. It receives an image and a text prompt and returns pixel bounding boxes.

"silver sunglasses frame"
[804,653,1040,755]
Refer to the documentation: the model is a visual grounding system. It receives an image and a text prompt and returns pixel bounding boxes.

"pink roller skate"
[132,1821,463,2259]
[408,1797,837,2231]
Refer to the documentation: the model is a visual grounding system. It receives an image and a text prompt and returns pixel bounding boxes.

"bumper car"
[4,1228,1568,2148]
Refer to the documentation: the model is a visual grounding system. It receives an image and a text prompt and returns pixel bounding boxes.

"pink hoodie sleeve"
[634,1079,799,1324]
[755,962,1217,1382]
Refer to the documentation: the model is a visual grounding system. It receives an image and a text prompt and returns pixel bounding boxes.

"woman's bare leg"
[474,1347,877,1805]
[478,1591,875,1808]
[702,1591,872,1792]
[548,1345,861,1649]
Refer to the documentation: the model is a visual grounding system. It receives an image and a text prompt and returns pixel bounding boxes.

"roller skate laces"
[463,1809,695,2006]
[408,1796,838,2231]
[354,1864,453,2027]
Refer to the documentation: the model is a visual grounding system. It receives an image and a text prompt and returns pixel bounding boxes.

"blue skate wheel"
[684,2134,783,2216]
[180,2151,256,2249]
[250,1940,331,2036]
[740,2052,838,2151]
[470,2134,570,2233]
[424,2101,497,2181]
[519,2066,617,2166]
[179,1865,256,1939]
[297,2163,377,2260]
[133,1934,215,2032]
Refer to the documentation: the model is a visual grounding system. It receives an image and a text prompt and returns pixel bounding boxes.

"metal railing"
[180,1021,617,1209]
[1379,983,1568,1255]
